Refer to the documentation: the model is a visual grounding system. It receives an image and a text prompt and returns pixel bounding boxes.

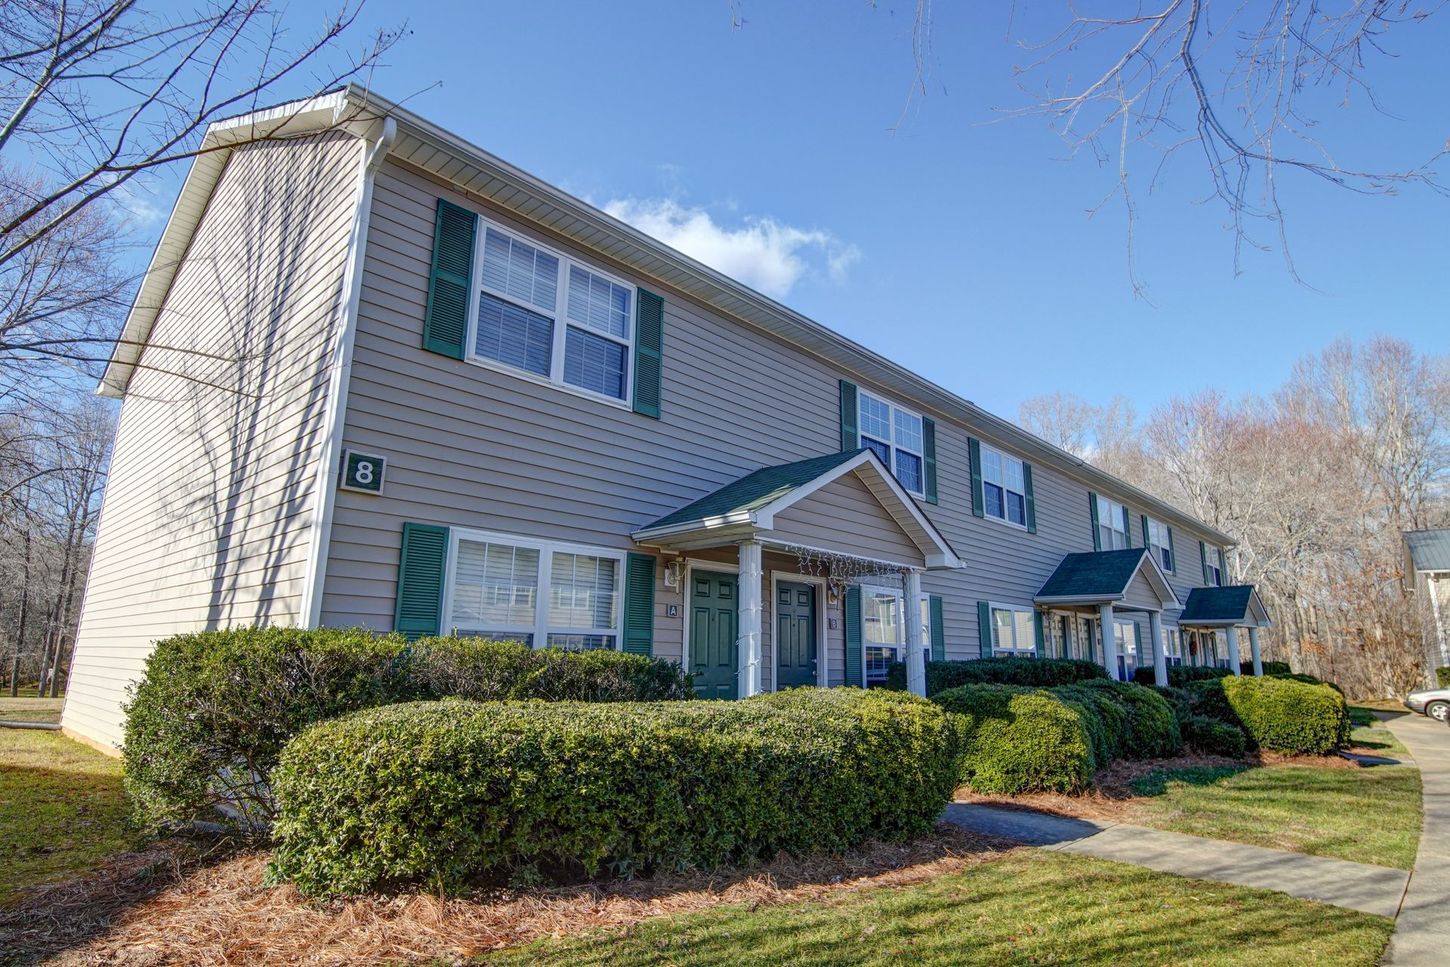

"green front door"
[776,581,817,689]
[691,570,739,700]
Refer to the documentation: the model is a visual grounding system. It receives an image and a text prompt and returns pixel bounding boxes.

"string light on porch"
[784,543,905,602]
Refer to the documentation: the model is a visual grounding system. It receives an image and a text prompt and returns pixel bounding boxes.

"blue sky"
[133,2,1450,419]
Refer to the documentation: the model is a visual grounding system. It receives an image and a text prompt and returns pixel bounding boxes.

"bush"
[1180,714,1248,757]
[1438,666,1450,688]
[124,629,692,833]
[1054,680,1180,762]
[887,657,1107,694]
[1220,675,1350,755]
[268,689,963,897]
[932,684,1095,794]
[1164,666,1234,687]
[1240,660,1292,676]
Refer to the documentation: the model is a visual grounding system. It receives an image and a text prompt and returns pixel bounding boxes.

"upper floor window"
[1204,546,1224,586]
[471,223,634,403]
[1146,517,1174,572]
[981,445,1028,528]
[858,390,925,496]
[1096,495,1130,550]
[989,603,1036,658]
[446,529,623,650]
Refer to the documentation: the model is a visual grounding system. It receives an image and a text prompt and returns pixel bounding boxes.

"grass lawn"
[0,695,65,724]
[1126,760,1421,869]
[479,850,1392,966]
[1348,706,1409,756]
[0,726,134,905]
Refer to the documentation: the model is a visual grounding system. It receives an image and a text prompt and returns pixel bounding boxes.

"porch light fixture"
[663,559,684,589]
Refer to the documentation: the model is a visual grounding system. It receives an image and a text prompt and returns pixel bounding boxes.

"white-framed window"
[1165,627,1183,666]
[861,585,931,682]
[469,220,634,404]
[1114,619,1138,670]
[981,444,1028,528]
[857,389,925,496]
[444,528,624,650]
[1146,517,1174,572]
[1204,546,1224,586]
[1096,495,1130,550]
[989,603,1037,658]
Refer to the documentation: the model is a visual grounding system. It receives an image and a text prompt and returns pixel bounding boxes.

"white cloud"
[602,197,860,299]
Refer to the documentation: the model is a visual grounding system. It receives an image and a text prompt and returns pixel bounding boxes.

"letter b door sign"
[341,450,386,494]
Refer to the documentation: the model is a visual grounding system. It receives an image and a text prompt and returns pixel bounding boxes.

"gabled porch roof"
[1034,548,1182,610]
[631,449,962,570]
[1179,585,1272,627]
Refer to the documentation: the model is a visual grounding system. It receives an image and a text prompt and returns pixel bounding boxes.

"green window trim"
[1023,462,1037,534]
[1141,514,1151,549]
[1121,505,1132,547]
[968,438,985,518]
[844,585,864,687]
[422,199,476,360]
[632,289,665,418]
[977,600,992,656]
[839,379,859,453]
[923,417,938,504]
[623,553,656,655]
[929,594,946,661]
[1089,491,1101,550]
[394,522,449,640]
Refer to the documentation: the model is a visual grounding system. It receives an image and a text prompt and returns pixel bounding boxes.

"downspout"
[299,116,397,629]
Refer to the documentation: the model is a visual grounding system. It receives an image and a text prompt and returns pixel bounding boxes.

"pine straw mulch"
[954,749,1371,824]
[0,825,1007,967]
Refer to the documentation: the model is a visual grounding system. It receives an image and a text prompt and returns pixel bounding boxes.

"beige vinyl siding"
[62,131,363,750]
[770,473,925,567]
[323,158,1232,671]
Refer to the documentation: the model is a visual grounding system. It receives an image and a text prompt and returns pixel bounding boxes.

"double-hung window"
[989,603,1036,658]
[861,585,932,682]
[981,445,1028,527]
[472,222,634,403]
[1114,619,1138,671]
[1204,546,1224,586]
[857,390,925,496]
[1146,517,1174,572]
[1096,495,1130,550]
[446,529,623,650]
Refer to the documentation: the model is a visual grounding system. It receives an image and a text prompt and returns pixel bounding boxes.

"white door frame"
[680,557,741,684]
[770,570,829,690]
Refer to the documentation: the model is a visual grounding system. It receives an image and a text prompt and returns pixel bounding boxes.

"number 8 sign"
[341,450,386,494]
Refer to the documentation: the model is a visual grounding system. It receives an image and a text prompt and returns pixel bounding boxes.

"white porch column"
[1226,625,1243,676]
[904,569,926,697]
[1149,610,1168,687]
[737,540,763,696]
[1249,626,1264,676]
[1097,603,1120,681]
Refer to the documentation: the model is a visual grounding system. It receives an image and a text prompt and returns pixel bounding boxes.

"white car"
[1405,686,1450,722]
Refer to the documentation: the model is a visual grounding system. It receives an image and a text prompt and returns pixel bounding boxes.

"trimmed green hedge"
[932,679,1179,795]
[886,657,1107,694]
[1180,714,1248,757]
[1240,660,1292,676]
[1437,666,1450,688]
[1220,675,1350,755]
[268,689,964,897]
[123,629,691,833]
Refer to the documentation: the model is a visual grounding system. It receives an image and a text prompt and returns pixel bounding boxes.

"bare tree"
[1017,390,1142,478]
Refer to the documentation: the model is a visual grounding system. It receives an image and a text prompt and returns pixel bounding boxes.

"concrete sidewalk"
[943,802,1409,917]
[1381,711,1450,965]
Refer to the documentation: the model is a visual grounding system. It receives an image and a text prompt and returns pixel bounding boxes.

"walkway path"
[943,803,1409,917]
[1381,711,1450,965]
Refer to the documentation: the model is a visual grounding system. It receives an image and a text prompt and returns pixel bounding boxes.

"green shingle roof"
[1037,549,1147,599]
[1179,586,1255,623]
[1406,530,1450,573]
[642,449,868,532]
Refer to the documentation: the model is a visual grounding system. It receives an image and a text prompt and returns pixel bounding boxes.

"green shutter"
[977,600,993,657]
[1033,611,1045,658]
[923,417,938,504]
[929,594,946,661]
[633,288,665,418]
[1089,492,1101,550]
[1216,548,1226,586]
[1200,541,1209,584]
[844,585,864,687]
[839,380,859,452]
[1122,506,1133,547]
[1133,622,1144,668]
[394,522,449,639]
[1165,526,1175,571]
[1141,514,1151,550]
[1023,463,1037,534]
[968,438,985,518]
[623,553,656,655]
[423,200,475,360]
